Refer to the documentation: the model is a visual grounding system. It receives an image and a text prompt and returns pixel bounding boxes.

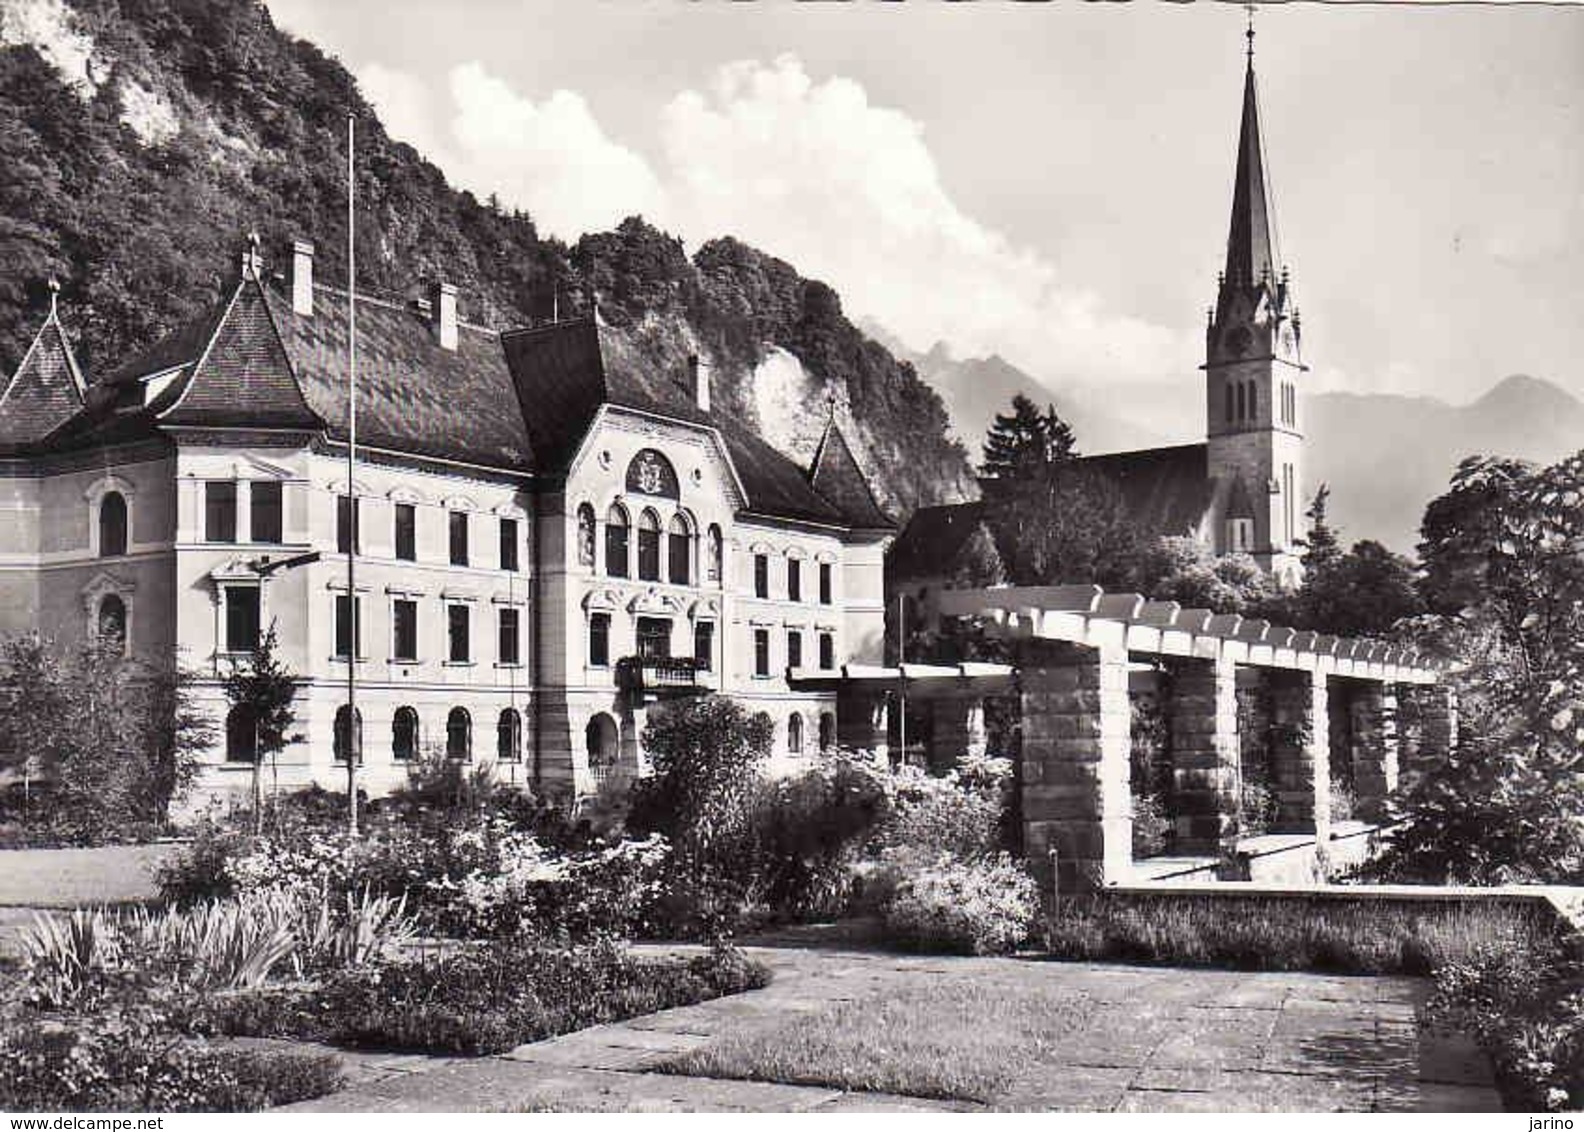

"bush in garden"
[627,697,774,934]
[319,938,770,1055]
[874,755,1014,862]
[0,990,342,1111]
[880,853,1038,955]
[1427,936,1584,1111]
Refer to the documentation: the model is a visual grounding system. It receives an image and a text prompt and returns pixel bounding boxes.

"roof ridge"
[306,279,502,338]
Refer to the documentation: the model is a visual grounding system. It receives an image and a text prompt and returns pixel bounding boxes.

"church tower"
[1204,22,1305,583]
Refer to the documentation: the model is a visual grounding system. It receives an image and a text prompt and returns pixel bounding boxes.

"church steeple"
[1203,11,1307,586]
[1223,31,1280,291]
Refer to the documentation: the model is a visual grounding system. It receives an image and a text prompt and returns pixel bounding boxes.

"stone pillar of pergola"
[1269,668,1331,840]
[1349,681,1399,822]
[836,686,890,760]
[927,696,988,770]
[1018,640,1132,895]
[1168,654,1240,856]
[1415,684,1460,775]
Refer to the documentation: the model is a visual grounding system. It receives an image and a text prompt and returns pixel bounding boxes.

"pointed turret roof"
[808,417,895,530]
[0,284,89,448]
[1223,44,1280,290]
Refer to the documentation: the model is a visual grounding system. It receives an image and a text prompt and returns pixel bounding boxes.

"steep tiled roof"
[0,314,87,449]
[159,277,320,430]
[503,316,882,528]
[887,501,989,580]
[808,420,895,530]
[1078,442,1215,538]
[266,285,531,470]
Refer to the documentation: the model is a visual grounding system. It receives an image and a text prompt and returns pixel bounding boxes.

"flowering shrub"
[880,853,1038,955]
[876,755,1014,862]
[1427,936,1584,1111]
[424,828,670,940]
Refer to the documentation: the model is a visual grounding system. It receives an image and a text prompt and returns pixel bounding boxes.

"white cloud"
[360,60,665,238]
[360,53,1192,388]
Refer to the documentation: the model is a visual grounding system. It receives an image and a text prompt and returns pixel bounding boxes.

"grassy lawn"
[663,980,1096,1103]
[1041,893,1561,974]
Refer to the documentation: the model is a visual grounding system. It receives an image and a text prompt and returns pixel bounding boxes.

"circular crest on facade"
[625,448,680,499]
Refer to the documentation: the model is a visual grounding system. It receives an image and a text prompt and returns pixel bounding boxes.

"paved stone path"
[276,945,1502,1113]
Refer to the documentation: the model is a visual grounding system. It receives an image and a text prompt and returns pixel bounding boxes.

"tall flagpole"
[345,113,359,835]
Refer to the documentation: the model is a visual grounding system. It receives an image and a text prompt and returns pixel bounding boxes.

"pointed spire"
[1223,13,1280,291]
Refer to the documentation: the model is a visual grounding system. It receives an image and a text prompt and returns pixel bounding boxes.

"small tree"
[1298,485,1343,577]
[1131,535,1273,613]
[221,625,300,835]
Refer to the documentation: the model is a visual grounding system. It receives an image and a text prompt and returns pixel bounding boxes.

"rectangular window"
[392,599,418,662]
[449,511,469,566]
[499,518,519,572]
[606,524,629,578]
[786,629,803,670]
[394,503,416,561]
[224,586,259,653]
[819,562,833,605]
[787,559,802,602]
[205,481,237,543]
[636,616,671,660]
[447,603,470,663]
[753,628,770,677]
[819,632,835,671]
[336,495,359,554]
[334,595,361,659]
[693,621,714,671]
[588,612,611,667]
[498,607,521,665]
[249,481,282,544]
[753,554,769,599]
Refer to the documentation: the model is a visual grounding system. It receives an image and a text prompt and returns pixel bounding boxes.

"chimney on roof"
[290,239,314,316]
[688,353,710,413]
[430,280,458,350]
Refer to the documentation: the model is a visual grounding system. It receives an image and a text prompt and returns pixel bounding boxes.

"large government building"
[0,241,894,804]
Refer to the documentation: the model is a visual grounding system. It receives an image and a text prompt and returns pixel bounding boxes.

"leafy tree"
[985,465,1143,589]
[220,625,300,834]
[1371,452,1584,884]
[980,394,1078,485]
[0,636,209,839]
[1132,536,1273,613]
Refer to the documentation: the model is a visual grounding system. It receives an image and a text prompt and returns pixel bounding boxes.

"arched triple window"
[586,713,619,782]
[98,492,128,558]
[637,509,662,581]
[225,705,257,764]
[446,707,472,760]
[497,708,522,762]
[576,504,597,567]
[818,712,836,753]
[97,594,127,649]
[787,713,804,755]
[333,705,362,764]
[706,525,723,585]
[392,706,419,761]
[605,505,630,578]
[668,514,692,585]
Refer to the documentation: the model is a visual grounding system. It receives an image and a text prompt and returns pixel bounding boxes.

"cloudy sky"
[264,0,1582,407]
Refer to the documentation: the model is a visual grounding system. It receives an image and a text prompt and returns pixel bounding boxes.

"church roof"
[0,296,88,450]
[887,501,989,580]
[1224,53,1280,290]
[1078,442,1216,539]
[808,418,895,530]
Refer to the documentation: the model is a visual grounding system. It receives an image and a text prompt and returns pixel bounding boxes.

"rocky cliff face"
[0,0,974,515]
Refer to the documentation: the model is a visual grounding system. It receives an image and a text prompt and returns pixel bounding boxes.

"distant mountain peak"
[1473,373,1577,413]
